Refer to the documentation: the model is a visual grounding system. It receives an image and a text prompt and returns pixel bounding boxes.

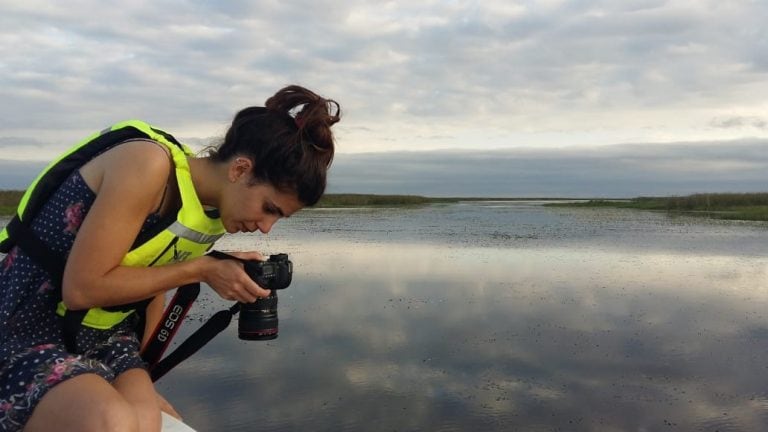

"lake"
[3,202,768,431]
[153,202,768,432]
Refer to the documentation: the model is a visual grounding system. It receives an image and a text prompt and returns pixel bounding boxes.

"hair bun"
[266,85,340,125]
[266,85,339,160]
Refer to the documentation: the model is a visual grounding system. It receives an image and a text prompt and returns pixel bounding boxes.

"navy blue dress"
[0,171,161,431]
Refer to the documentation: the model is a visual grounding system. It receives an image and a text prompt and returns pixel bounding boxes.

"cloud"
[0,137,48,148]
[158,240,768,431]
[328,138,768,197]
[710,116,768,130]
[1,0,767,154]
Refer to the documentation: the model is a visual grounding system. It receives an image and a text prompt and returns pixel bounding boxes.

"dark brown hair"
[209,85,341,206]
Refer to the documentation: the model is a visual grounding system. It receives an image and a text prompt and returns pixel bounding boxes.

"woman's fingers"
[203,255,271,302]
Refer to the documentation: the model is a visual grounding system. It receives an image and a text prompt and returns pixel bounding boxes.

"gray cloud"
[710,116,768,130]
[328,138,768,197]
[0,137,47,148]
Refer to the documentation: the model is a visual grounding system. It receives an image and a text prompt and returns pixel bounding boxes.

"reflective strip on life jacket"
[168,221,225,244]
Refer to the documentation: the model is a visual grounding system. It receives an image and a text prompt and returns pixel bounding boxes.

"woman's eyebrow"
[268,201,287,218]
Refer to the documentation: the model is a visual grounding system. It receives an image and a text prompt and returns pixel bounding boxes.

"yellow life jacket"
[1,120,226,330]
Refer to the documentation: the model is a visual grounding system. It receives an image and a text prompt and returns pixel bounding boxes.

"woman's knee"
[112,368,162,432]
[86,397,140,432]
[130,397,162,432]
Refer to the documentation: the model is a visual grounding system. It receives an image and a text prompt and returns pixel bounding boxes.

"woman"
[0,85,341,431]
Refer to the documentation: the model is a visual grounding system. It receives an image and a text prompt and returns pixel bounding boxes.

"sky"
[1,0,767,197]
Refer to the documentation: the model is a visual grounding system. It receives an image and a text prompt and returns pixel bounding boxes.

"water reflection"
[153,204,768,432]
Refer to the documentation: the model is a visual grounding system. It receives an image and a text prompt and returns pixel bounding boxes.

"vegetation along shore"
[546,193,768,221]
[0,191,22,216]
[1,190,766,221]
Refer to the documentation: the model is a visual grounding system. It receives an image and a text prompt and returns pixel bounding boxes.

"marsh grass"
[3,190,766,221]
[316,194,456,207]
[551,193,768,221]
[0,191,23,215]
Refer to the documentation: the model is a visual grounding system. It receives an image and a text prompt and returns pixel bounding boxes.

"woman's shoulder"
[80,139,173,195]
[109,138,173,164]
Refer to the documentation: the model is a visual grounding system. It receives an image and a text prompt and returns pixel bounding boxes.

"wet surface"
[7,203,768,431]
[156,203,768,431]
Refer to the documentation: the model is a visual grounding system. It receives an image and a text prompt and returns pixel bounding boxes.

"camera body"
[239,254,293,341]
[242,253,292,290]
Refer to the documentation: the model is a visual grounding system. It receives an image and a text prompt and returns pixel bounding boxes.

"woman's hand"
[199,251,271,303]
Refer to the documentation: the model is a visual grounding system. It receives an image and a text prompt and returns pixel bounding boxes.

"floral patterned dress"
[0,170,161,431]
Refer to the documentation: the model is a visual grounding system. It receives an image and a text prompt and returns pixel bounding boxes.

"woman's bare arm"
[62,141,268,310]
[141,294,165,349]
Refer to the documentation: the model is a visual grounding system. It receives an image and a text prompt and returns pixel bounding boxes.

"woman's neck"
[187,157,226,209]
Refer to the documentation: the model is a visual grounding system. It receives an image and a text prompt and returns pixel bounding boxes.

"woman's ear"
[229,157,253,182]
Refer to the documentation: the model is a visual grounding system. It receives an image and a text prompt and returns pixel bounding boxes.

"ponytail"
[209,85,341,206]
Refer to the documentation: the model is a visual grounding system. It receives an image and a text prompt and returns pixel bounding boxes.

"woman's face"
[220,158,303,234]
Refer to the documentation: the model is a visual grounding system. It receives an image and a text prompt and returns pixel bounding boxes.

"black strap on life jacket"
[4,217,66,286]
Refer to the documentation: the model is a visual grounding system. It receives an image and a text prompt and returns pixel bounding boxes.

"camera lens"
[238,291,279,340]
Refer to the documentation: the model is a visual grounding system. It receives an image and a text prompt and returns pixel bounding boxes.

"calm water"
[6,203,768,431]
[151,203,768,432]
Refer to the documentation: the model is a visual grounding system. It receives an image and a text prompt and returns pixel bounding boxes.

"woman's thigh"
[24,373,138,432]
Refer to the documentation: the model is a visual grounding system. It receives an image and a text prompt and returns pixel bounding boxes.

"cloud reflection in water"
[156,206,768,431]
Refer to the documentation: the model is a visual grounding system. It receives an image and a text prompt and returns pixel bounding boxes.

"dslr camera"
[239,253,293,340]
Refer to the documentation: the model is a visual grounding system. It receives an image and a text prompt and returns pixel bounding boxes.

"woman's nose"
[258,218,276,234]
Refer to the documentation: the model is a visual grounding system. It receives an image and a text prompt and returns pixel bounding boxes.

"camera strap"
[141,283,200,369]
[148,302,241,382]
[142,251,245,382]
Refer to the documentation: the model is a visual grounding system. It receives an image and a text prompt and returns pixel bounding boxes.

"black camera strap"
[148,302,241,382]
[206,249,245,264]
[142,251,245,382]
